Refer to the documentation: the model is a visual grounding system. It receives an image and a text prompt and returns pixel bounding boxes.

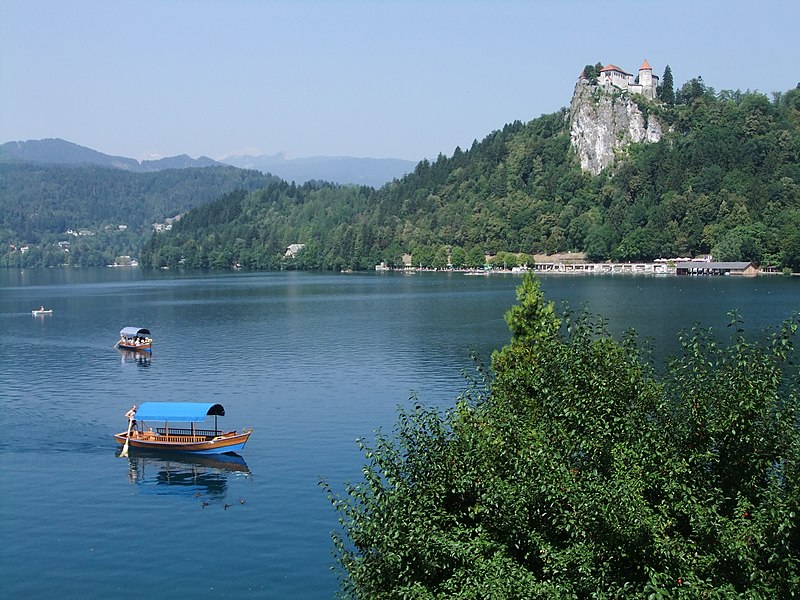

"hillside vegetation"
[142,80,800,272]
[0,164,276,267]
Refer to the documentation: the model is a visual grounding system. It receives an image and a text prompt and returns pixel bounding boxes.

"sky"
[1,0,798,163]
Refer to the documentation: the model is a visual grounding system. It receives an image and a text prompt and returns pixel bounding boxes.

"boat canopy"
[134,402,225,422]
[120,326,151,337]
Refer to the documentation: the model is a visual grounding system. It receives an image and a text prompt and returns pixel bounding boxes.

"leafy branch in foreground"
[323,274,799,598]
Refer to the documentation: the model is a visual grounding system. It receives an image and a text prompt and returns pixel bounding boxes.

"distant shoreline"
[378,262,788,277]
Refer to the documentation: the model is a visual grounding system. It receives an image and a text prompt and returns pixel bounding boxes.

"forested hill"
[142,81,800,272]
[0,164,277,267]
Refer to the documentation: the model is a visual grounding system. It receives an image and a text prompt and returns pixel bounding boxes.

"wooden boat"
[115,402,252,455]
[32,306,53,315]
[116,326,152,351]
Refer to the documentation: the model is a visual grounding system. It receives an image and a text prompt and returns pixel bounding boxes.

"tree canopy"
[324,274,799,597]
[0,164,277,267]
[142,84,800,271]
[5,80,800,271]
[658,65,675,105]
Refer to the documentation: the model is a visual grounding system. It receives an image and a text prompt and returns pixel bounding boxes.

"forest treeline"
[0,164,277,267]
[141,79,800,272]
[4,78,800,271]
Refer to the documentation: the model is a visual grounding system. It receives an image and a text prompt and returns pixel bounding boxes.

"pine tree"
[659,64,675,105]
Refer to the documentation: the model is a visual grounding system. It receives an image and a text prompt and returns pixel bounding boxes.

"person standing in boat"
[125,405,138,437]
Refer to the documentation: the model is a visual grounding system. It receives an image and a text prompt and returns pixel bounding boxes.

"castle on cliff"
[580,60,659,100]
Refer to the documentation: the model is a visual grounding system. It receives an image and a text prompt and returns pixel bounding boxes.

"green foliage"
[581,62,604,85]
[141,82,799,271]
[324,274,800,597]
[464,246,486,269]
[140,180,377,271]
[658,65,675,105]
[6,80,800,272]
[0,164,276,267]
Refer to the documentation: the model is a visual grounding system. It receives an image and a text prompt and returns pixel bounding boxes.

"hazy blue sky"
[2,0,797,162]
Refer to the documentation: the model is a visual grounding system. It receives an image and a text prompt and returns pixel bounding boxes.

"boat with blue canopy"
[115,402,252,455]
[116,326,152,351]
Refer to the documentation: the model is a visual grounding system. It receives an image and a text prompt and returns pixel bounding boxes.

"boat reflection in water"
[118,349,152,367]
[121,450,251,500]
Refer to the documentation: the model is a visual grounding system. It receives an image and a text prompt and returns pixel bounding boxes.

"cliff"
[569,81,663,175]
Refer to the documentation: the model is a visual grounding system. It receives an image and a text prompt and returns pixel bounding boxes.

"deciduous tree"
[325,275,800,597]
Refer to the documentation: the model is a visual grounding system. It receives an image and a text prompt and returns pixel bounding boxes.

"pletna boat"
[115,402,252,455]
[117,326,152,351]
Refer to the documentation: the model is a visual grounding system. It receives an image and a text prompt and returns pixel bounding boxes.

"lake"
[0,269,797,598]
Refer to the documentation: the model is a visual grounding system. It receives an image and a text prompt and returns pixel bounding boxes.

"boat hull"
[117,342,152,351]
[114,431,250,454]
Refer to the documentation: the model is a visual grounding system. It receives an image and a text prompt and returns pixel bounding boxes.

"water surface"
[0,269,796,598]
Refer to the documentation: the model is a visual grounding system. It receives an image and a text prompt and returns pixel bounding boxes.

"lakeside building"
[676,261,758,276]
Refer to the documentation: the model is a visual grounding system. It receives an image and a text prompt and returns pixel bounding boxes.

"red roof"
[640,59,652,71]
[600,64,630,75]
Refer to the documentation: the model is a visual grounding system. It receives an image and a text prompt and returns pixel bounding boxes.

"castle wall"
[596,62,659,100]
[600,70,631,90]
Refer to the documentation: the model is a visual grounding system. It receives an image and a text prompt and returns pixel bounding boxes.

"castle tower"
[638,59,654,99]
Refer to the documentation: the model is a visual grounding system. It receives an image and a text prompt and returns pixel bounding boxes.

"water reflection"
[121,451,250,500]
[117,349,152,367]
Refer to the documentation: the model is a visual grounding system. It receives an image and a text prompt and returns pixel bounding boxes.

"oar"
[120,417,133,457]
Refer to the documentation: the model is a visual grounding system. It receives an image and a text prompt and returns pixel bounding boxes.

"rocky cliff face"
[569,81,663,175]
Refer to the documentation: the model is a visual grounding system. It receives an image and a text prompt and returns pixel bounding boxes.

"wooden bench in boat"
[134,427,239,443]
[156,427,220,437]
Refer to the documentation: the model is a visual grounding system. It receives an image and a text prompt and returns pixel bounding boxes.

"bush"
[324,274,799,597]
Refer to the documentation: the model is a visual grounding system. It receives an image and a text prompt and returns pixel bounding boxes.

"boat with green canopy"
[115,402,252,455]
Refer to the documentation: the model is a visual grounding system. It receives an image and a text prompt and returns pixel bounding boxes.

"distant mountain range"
[0,138,416,187]
[0,138,218,172]
[220,153,416,188]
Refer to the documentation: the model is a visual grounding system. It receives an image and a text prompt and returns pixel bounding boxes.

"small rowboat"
[115,402,252,455]
[117,326,152,351]
[32,306,53,315]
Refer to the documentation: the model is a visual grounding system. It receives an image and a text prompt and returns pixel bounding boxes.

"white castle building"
[582,60,659,100]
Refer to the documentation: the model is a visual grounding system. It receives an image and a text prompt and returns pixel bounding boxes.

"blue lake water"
[0,269,797,598]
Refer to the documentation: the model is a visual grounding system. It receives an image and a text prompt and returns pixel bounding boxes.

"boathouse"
[676,261,758,276]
